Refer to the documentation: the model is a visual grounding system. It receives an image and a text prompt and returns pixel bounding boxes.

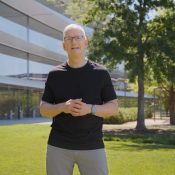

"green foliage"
[40,0,94,24]
[145,107,153,119]
[84,0,175,76]
[104,107,152,124]
[147,9,175,85]
[65,0,95,23]
[146,9,175,122]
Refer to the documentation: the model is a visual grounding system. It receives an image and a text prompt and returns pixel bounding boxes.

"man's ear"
[62,42,66,50]
[85,37,89,48]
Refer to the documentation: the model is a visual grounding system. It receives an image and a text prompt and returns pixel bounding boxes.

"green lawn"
[0,124,175,175]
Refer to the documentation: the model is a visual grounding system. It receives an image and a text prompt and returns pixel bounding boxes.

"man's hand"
[63,98,91,117]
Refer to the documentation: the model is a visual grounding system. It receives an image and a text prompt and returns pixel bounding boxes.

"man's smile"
[71,47,80,50]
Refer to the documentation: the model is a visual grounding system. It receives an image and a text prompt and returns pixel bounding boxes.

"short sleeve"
[101,71,117,103]
[42,72,55,104]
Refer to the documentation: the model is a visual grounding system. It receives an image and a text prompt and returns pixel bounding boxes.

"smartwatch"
[91,105,97,115]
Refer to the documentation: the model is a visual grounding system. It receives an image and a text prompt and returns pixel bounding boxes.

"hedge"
[104,107,152,124]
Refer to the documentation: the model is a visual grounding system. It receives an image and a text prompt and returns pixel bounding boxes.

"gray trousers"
[46,144,108,175]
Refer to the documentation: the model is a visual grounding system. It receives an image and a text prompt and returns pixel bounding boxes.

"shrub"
[104,107,153,124]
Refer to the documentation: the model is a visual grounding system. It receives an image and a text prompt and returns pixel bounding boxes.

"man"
[40,24,118,175]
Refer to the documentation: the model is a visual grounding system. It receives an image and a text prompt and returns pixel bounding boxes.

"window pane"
[0,54,27,76]
[0,86,42,119]
[29,60,54,74]
[29,29,66,54]
[0,17,27,40]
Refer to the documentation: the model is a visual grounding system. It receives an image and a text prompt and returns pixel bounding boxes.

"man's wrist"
[87,104,92,114]
[58,102,66,113]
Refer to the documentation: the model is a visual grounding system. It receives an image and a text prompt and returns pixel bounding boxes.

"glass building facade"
[0,0,67,119]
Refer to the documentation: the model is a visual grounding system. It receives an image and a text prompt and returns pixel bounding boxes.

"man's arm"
[40,101,65,118]
[94,99,118,118]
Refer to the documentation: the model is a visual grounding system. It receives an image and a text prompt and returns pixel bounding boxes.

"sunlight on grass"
[105,141,175,175]
[0,124,175,175]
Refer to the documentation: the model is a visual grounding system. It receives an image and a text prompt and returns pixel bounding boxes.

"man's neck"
[67,56,88,68]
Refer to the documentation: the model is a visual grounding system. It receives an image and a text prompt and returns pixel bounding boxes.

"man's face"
[62,28,88,57]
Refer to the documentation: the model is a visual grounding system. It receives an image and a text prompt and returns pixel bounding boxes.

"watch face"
[92,105,96,114]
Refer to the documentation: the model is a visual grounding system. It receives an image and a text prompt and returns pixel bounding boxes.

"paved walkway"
[103,117,170,131]
[0,117,52,126]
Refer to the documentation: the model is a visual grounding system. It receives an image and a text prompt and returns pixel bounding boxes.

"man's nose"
[71,37,77,43]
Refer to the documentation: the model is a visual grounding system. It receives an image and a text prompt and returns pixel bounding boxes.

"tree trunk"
[135,7,147,131]
[169,84,175,125]
[136,71,147,131]
[135,53,146,131]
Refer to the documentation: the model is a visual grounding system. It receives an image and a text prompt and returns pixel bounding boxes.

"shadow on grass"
[104,129,175,151]
[106,142,175,152]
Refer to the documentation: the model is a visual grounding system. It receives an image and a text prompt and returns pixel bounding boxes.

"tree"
[65,0,94,23]
[147,9,175,124]
[82,0,175,131]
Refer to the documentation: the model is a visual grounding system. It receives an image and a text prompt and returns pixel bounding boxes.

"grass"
[104,134,175,175]
[0,124,175,175]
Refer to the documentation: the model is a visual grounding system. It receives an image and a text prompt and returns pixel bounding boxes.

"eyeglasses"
[64,35,84,42]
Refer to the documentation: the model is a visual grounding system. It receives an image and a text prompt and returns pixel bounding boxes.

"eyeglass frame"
[63,35,85,42]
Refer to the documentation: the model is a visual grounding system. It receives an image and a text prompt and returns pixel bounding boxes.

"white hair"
[63,24,86,39]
